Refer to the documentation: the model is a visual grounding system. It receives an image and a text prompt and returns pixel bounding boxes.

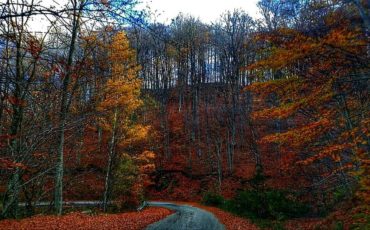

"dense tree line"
[129,0,369,205]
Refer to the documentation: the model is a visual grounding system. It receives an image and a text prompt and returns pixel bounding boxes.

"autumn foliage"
[247,11,369,202]
[0,208,172,230]
[0,0,369,228]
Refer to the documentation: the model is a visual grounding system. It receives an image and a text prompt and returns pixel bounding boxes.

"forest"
[0,0,369,229]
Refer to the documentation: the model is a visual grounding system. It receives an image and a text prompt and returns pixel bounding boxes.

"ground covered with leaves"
[177,201,369,230]
[0,207,172,230]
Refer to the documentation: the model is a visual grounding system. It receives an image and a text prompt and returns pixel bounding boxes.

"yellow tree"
[97,32,142,211]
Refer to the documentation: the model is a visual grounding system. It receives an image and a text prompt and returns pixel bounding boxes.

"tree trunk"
[103,109,118,212]
[2,39,24,219]
[215,139,223,191]
[54,3,82,215]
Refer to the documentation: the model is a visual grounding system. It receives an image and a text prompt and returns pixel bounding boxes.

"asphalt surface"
[145,202,225,230]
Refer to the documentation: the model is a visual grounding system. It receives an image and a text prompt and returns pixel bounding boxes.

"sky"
[25,0,261,32]
[141,0,261,23]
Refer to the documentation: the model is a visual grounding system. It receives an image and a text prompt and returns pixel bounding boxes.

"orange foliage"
[0,208,172,230]
[149,173,202,201]
[0,158,27,170]
[260,118,331,149]
[245,10,368,196]
[201,206,258,230]
[249,26,365,74]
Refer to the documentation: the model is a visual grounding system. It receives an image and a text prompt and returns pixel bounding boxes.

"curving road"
[145,202,225,230]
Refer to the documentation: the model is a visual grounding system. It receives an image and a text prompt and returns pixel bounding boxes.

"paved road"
[145,202,225,230]
[19,200,225,230]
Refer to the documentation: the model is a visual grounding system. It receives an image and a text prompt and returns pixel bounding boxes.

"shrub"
[202,192,225,206]
[226,189,310,220]
[332,221,344,230]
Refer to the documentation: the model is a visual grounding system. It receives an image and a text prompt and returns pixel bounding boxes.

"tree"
[213,10,256,173]
[97,31,142,211]
[247,1,369,197]
[52,0,141,215]
[0,0,50,218]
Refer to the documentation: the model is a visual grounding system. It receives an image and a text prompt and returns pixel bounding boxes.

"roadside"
[172,201,369,230]
[191,203,260,230]
[0,207,172,230]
